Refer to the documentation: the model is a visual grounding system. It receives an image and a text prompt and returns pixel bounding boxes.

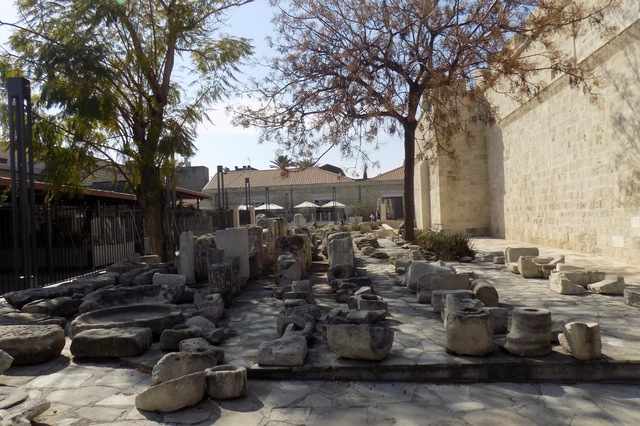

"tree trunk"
[139,162,165,259]
[403,121,417,242]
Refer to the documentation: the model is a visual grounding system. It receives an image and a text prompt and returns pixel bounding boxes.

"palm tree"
[270,155,294,173]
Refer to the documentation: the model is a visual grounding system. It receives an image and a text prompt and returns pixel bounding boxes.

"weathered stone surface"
[276,302,321,337]
[328,233,355,280]
[493,256,505,264]
[160,325,202,351]
[0,349,13,374]
[504,247,539,264]
[624,287,640,307]
[21,296,81,318]
[135,371,206,413]
[194,293,225,322]
[559,321,602,361]
[345,310,387,324]
[326,324,394,361]
[179,338,224,360]
[404,261,456,294]
[431,290,474,314]
[277,254,303,287]
[70,327,152,358]
[186,315,216,333]
[550,270,607,290]
[79,284,187,313]
[3,273,116,309]
[71,304,183,338]
[178,231,196,285]
[258,333,308,366]
[194,234,219,283]
[361,246,376,256]
[507,263,519,274]
[215,228,250,282]
[486,306,510,334]
[0,387,27,410]
[370,250,389,259]
[152,273,192,302]
[446,305,493,356]
[417,274,470,303]
[471,280,499,307]
[207,262,234,293]
[549,274,588,295]
[518,256,544,279]
[0,325,65,365]
[442,294,484,325]
[505,307,552,357]
[355,294,388,312]
[205,365,248,400]
[152,351,220,384]
[588,275,625,295]
[1,398,50,425]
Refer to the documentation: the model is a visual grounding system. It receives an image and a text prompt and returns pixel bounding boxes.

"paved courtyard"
[3,237,640,424]
[3,361,640,425]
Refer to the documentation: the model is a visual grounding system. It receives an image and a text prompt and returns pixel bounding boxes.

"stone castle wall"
[415,1,640,261]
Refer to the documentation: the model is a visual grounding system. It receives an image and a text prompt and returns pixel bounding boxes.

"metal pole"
[7,77,36,288]
[216,165,223,210]
[265,187,270,214]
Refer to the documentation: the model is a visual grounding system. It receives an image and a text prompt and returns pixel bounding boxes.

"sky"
[0,1,404,179]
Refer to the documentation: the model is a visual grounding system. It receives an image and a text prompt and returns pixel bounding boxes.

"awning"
[294,201,320,209]
[255,203,284,211]
[321,201,346,208]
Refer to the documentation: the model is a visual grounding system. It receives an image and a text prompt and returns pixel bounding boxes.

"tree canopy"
[2,0,253,255]
[235,0,616,240]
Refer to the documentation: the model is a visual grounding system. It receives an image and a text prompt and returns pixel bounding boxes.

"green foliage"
[2,0,253,190]
[415,230,475,261]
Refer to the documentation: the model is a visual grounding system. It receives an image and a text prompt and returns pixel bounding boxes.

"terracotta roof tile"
[371,166,404,181]
[204,167,353,190]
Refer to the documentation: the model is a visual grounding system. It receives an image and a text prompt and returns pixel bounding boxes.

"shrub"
[415,230,475,261]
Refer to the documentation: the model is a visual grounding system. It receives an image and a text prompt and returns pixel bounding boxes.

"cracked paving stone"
[75,406,127,422]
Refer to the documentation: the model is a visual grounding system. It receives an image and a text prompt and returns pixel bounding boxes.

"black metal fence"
[0,204,234,294]
[0,204,143,294]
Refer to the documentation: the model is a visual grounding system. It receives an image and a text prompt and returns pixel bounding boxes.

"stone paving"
[4,362,640,424]
[216,243,640,380]
[4,237,640,424]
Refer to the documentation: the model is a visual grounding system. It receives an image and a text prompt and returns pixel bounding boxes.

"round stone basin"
[71,304,183,339]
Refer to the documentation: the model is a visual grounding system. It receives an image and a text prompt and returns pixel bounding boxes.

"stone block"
[327,233,354,279]
[446,307,493,356]
[160,326,202,351]
[356,294,388,312]
[277,254,303,287]
[326,324,394,361]
[71,327,152,358]
[179,338,224,362]
[518,256,544,279]
[417,273,470,303]
[0,349,13,374]
[215,228,250,281]
[504,247,539,264]
[505,307,552,357]
[178,231,195,285]
[559,321,601,361]
[152,351,220,384]
[507,263,519,274]
[404,261,456,293]
[0,325,65,365]
[431,289,473,314]
[205,365,248,400]
[624,288,640,307]
[135,371,206,413]
[471,280,499,306]
[194,293,225,322]
[493,256,505,264]
[257,334,308,366]
[486,306,510,334]
[588,275,625,295]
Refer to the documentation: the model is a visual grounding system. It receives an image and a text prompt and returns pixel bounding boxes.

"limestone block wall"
[202,180,404,218]
[414,101,491,235]
[485,10,640,261]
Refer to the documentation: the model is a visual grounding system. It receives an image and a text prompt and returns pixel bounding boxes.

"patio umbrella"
[255,203,284,211]
[294,201,320,209]
[321,201,346,208]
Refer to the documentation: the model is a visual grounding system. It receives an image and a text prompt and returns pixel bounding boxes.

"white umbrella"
[294,201,320,208]
[255,203,284,211]
[321,201,346,208]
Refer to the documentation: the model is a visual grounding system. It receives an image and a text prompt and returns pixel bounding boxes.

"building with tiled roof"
[203,165,404,220]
